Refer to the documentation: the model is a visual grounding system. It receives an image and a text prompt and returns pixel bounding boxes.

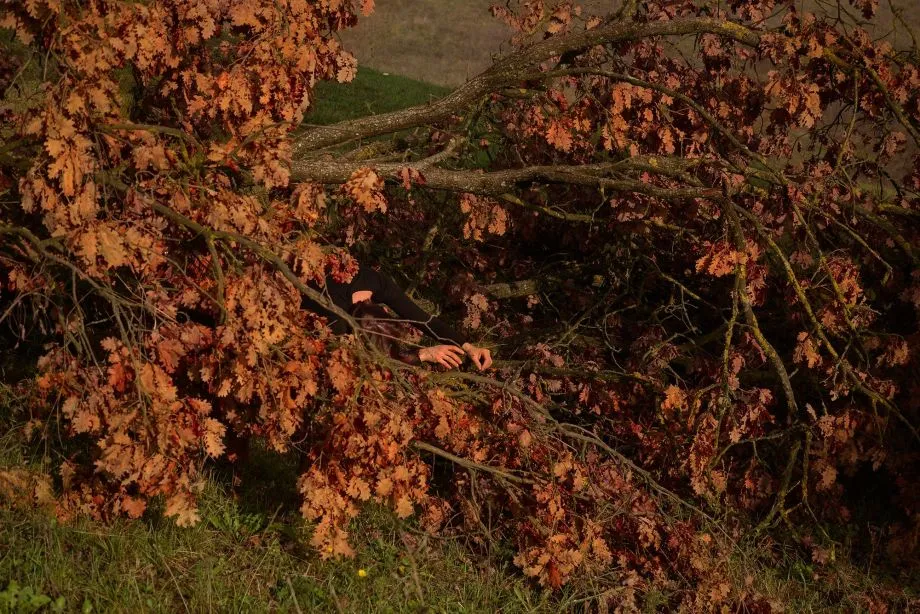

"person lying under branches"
[301,262,493,370]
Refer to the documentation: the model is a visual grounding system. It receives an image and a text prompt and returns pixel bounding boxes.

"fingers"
[420,346,463,368]
[445,347,464,367]
[465,346,493,371]
[437,346,463,368]
[438,355,460,369]
[425,345,492,370]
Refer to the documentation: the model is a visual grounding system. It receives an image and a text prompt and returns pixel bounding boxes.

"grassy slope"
[304,68,450,126]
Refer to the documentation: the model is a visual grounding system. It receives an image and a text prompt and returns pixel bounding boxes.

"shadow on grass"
[208,439,303,520]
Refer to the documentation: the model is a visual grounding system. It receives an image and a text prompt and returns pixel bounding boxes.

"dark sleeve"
[394,347,423,366]
[300,286,350,334]
[370,270,469,346]
[300,293,336,321]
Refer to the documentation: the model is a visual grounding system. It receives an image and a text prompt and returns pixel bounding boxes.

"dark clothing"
[302,264,468,346]
[350,300,423,365]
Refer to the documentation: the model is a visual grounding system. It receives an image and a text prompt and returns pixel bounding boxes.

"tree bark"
[291,18,760,154]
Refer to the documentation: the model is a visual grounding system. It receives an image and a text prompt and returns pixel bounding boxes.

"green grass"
[0,367,561,614]
[4,391,916,614]
[303,68,450,126]
[0,495,552,613]
[0,425,559,613]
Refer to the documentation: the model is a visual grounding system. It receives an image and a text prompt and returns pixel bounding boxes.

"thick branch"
[492,359,660,388]
[291,157,721,208]
[722,205,799,416]
[412,441,536,486]
[292,18,760,153]
[482,280,539,299]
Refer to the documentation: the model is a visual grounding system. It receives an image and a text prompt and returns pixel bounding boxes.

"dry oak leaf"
[794,331,822,369]
[459,193,508,241]
[121,496,147,519]
[71,406,101,434]
[817,464,838,491]
[0,468,55,510]
[695,241,745,277]
[165,493,201,527]
[376,477,394,497]
[345,167,387,213]
[97,226,130,269]
[660,385,687,414]
[292,183,326,226]
[156,338,186,373]
[398,166,425,191]
[546,120,574,152]
[327,349,356,393]
[395,494,414,519]
[346,477,372,501]
[518,429,533,448]
[202,417,227,458]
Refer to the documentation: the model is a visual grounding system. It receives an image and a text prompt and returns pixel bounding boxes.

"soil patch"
[341,1,920,87]
[339,0,512,88]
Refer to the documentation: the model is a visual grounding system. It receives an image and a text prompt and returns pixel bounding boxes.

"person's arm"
[369,269,493,370]
[371,270,469,346]
[396,347,423,366]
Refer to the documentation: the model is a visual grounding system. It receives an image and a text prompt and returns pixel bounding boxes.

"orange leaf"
[121,496,147,519]
[202,417,226,458]
[156,338,186,373]
[660,385,686,415]
[395,495,414,519]
[344,167,387,213]
[546,120,573,152]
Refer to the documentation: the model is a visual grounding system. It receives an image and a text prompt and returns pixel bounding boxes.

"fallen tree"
[1,0,918,608]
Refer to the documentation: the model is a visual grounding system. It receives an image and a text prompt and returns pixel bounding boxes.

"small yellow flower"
[357,568,368,578]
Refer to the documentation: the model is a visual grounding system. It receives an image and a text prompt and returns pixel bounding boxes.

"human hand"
[462,343,493,371]
[418,344,465,369]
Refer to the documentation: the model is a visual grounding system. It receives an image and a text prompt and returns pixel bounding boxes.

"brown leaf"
[344,167,387,213]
